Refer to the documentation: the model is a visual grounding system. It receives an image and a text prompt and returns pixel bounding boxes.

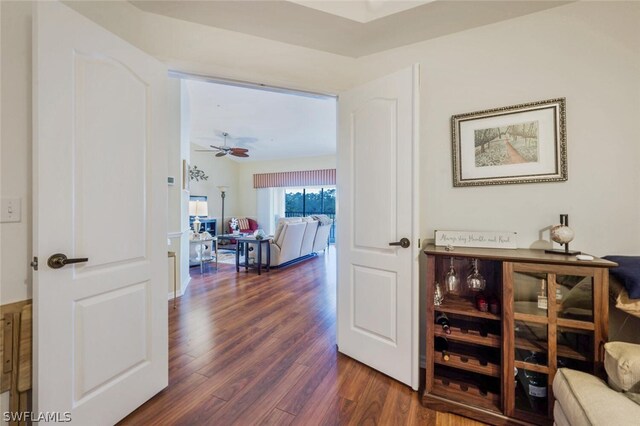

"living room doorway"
[174,72,337,282]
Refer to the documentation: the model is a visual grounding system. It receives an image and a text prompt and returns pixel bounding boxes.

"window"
[285,187,336,243]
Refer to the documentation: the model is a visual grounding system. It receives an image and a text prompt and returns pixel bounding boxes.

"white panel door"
[337,65,419,389]
[33,2,168,424]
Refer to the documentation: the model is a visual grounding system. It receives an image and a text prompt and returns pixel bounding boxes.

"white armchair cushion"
[270,222,306,265]
[300,220,319,256]
[553,368,640,426]
[312,223,332,252]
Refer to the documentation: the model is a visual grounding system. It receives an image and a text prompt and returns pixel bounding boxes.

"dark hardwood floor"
[119,248,483,425]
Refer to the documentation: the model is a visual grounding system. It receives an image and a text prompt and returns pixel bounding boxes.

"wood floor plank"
[235,363,308,425]
[319,396,357,426]
[378,379,414,425]
[290,354,358,425]
[347,371,391,426]
[338,357,376,402]
[118,248,484,426]
[276,344,337,415]
[261,408,296,426]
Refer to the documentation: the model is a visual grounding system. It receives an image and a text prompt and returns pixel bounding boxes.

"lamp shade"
[217,185,229,193]
[189,200,208,217]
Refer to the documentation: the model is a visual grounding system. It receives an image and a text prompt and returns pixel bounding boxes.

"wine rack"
[422,245,616,426]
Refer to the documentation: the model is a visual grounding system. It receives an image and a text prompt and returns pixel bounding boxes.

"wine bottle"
[524,351,547,409]
[434,336,450,361]
[435,313,451,335]
[538,279,548,310]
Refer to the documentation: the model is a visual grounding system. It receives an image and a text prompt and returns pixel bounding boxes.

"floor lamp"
[218,185,228,234]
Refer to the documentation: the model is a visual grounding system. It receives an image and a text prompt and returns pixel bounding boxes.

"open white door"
[337,65,420,389]
[33,2,168,423]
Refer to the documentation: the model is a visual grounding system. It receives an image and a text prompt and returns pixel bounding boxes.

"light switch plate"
[1,198,21,223]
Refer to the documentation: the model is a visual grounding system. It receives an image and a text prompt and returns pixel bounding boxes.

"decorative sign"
[435,230,518,249]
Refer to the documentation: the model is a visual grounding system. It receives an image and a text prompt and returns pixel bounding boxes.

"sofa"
[267,216,332,267]
[553,342,640,426]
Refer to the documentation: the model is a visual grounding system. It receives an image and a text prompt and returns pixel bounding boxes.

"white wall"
[189,145,241,234]
[237,155,337,219]
[357,1,640,256]
[1,1,32,305]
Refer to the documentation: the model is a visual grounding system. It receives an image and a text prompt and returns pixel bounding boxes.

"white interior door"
[33,2,169,423]
[337,65,420,389]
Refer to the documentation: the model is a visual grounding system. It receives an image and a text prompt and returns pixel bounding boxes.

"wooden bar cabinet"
[422,244,616,425]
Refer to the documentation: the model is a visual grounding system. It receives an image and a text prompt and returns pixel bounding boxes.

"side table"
[235,237,271,275]
[189,236,218,273]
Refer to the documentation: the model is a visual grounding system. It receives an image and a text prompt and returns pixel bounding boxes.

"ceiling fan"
[195,132,249,158]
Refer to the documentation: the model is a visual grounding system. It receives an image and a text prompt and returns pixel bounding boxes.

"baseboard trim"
[167,276,191,300]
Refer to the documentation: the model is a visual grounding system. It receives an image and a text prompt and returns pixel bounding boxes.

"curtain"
[253,169,336,189]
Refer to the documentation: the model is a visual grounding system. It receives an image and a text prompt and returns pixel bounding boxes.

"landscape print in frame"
[451,98,566,187]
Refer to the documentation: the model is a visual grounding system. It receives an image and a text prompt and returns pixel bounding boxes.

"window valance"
[253,169,336,189]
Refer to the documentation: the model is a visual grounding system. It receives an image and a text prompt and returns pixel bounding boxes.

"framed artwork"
[182,159,190,192]
[451,98,567,187]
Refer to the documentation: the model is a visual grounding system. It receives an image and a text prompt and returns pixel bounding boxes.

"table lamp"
[189,200,209,235]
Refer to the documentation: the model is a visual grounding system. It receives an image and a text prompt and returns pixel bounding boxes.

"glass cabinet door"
[512,269,594,324]
[509,263,597,422]
[556,274,594,323]
[514,321,549,417]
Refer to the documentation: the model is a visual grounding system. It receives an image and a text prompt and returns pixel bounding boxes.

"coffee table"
[217,233,249,250]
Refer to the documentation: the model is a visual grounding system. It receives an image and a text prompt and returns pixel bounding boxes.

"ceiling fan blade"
[195,149,217,152]
[231,152,249,158]
[215,152,227,157]
[209,145,225,150]
[229,147,249,153]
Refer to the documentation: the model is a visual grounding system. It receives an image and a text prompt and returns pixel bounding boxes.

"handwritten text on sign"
[435,230,518,249]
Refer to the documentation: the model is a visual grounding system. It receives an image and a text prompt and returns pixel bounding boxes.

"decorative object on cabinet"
[451,98,567,187]
[188,164,209,182]
[423,244,616,425]
[545,214,580,256]
[435,230,517,249]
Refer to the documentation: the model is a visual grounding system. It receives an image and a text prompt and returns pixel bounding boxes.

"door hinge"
[30,256,38,271]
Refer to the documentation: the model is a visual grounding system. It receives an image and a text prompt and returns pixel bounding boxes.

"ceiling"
[186,79,336,162]
[130,0,570,57]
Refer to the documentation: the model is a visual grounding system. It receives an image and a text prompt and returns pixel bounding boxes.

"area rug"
[217,250,241,265]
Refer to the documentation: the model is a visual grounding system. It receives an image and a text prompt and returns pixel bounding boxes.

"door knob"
[389,238,410,248]
[47,253,89,269]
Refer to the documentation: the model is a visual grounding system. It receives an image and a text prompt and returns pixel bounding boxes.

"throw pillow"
[603,256,640,299]
[605,342,640,393]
